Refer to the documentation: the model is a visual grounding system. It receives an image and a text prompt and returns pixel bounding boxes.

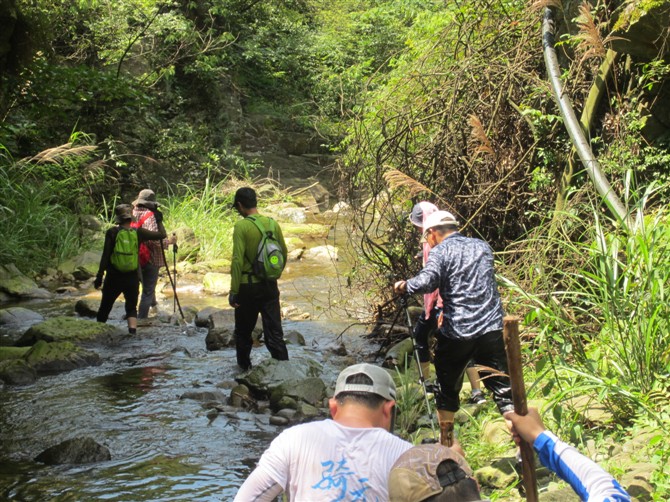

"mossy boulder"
[237,357,323,399]
[35,437,111,465]
[0,358,37,385]
[16,317,120,346]
[0,307,44,326]
[0,264,51,299]
[0,346,30,361]
[202,273,231,295]
[269,377,326,409]
[24,340,101,373]
[281,223,331,239]
[58,251,102,280]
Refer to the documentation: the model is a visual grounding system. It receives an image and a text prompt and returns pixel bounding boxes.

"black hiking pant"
[234,280,288,370]
[434,329,513,414]
[97,269,139,323]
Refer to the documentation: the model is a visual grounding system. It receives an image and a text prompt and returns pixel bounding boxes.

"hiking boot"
[468,390,486,405]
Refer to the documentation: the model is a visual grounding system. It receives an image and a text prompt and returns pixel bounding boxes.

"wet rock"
[284,236,306,253]
[203,273,231,295]
[302,245,338,261]
[0,346,30,361]
[56,286,79,294]
[58,251,102,280]
[24,340,102,373]
[276,408,298,420]
[287,249,304,261]
[208,309,235,329]
[383,337,414,370]
[0,358,37,385]
[0,307,44,326]
[237,357,323,399]
[284,330,305,346]
[276,396,298,410]
[269,415,289,426]
[206,327,234,351]
[281,223,331,239]
[180,389,227,403]
[297,402,321,418]
[270,377,327,409]
[0,264,51,300]
[229,384,251,407]
[195,306,225,327]
[173,227,200,263]
[16,317,120,346]
[325,342,347,356]
[35,437,111,465]
[75,299,99,318]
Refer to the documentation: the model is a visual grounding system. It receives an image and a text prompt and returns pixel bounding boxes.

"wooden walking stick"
[503,315,538,502]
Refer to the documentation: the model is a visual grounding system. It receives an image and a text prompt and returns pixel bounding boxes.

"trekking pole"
[160,239,185,320]
[401,294,438,442]
[172,237,178,314]
[503,316,538,502]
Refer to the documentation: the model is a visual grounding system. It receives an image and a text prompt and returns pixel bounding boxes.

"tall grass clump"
[502,182,670,428]
[0,139,104,272]
[163,176,288,262]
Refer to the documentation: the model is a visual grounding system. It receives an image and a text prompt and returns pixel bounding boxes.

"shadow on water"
[0,253,373,500]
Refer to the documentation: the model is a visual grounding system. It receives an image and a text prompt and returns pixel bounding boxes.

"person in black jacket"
[94,204,166,334]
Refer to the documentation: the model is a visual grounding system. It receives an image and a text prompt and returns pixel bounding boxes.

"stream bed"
[0,256,373,501]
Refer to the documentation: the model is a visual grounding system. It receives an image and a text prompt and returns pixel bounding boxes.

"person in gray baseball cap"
[234,363,412,502]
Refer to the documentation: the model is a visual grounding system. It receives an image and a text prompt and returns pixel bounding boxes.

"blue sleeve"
[534,432,630,501]
[406,251,441,295]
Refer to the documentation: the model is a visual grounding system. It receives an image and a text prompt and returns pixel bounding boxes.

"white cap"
[422,211,459,236]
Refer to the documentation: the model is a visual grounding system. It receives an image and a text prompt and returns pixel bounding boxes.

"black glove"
[94,275,103,289]
[228,293,239,308]
[153,209,164,224]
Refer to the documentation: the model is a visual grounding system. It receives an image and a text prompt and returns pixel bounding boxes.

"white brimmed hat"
[422,210,459,238]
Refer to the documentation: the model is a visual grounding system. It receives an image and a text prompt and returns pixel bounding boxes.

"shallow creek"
[0,250,373,500]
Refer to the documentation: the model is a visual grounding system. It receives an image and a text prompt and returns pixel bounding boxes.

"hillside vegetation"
[1,0,670,498]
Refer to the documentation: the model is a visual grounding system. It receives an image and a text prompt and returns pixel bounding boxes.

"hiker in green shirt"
[229,187,289,370]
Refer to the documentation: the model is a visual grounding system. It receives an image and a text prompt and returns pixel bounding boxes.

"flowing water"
[0,241,374,500]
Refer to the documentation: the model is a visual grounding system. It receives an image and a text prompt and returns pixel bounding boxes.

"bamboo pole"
[503,316,538,502]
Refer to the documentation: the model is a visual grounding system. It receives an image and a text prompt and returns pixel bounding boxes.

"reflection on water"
[0,254,372,500]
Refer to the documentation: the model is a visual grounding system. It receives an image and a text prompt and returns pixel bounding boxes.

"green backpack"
[247,216,285,280]
[110,227,139,273]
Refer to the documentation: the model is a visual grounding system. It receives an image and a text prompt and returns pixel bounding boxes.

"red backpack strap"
[131,211,153,229]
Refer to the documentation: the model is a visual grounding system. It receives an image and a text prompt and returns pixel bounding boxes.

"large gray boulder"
[16,317,120,346]
[0,358,37,385]
[58,251,102,280]
[269,377,327,410]
[0,307,44,326]
[236,357,323,399]
[35,437,111,465]
[0,264,51,300]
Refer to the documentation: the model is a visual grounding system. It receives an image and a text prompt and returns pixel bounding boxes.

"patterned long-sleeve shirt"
[405,232,503,339]
[133,207,170,267]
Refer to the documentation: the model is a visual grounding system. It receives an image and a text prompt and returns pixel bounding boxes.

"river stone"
[276,408,298,420]
[24,340,102,373]
[58,251,102,280]
[208,309,235,329]
[269,415,290,426]
[284,330,305,346]
[237,357,323,399]
[284,236,305,253]
[205,327,234,351]
[276,396,298,410]
[287,249,304,261]
[203,273,231,295]
[0,307,44,326]
[0,264,51,299]
[75,299,99,318]
[0,358,37,385]
[35,437,111,465]
[302,245,338,261]
[16,316,121,346]
[229,384,251,407]
[173,227,200,263]
[179,389,227,403]
[384,337,415,370]
[195,306,225,327]
[270,377,326,408]
[281,223,331,239]
[297,402,321,418]
[0,346,30,361]
[325,342,347,356]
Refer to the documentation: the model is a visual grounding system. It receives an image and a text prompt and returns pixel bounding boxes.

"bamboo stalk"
[503,316,538,502]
